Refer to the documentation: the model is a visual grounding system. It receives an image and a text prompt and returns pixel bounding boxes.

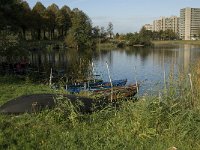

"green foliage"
[125,28,152,46]
[123,26,178,46]
[0,0,19,29]
[0,0,98,60]
[65,9,94,49]
[0,31,28,62]
[56,6,71,39]
[0,0,97,49]
[46,3,59,39]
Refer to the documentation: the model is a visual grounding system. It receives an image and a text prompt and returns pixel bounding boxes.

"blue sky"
[27,0,200,33]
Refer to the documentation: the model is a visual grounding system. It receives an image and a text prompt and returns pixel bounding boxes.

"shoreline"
[153,40,200,45]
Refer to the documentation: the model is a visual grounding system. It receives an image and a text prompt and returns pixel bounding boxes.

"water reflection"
[92,44,200,95]
[29,49,93,83]
[27,44,200,94]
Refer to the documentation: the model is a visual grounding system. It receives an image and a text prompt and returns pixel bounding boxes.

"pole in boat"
[49,68,53,87]
[91,62,95,83]
[106,62,113,102]
[134,66,139,93]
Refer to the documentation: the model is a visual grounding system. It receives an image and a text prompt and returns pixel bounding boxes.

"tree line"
[114,27,179,47]
[133,27,179,41]
[1,0,70,40]
[0,0,115,50]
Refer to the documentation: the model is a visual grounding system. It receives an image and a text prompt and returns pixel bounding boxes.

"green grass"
[153,40,200,45]
[0,76,56,105]
[0,72,200,149]
[97,42,117,50]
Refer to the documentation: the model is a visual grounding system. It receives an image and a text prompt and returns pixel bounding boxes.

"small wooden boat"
[94,79,128,88]
[93,84,139,101]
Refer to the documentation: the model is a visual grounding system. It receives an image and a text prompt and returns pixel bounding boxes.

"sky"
[27,0,200,34]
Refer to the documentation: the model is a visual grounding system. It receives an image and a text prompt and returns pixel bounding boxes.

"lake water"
[29,44,200,95]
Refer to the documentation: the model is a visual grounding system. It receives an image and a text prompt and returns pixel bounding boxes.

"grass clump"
[0,68,200,149]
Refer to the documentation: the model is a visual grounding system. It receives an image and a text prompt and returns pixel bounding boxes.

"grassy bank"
[97,42,117,50]
[153,40,200,45]
[0,69,200,149]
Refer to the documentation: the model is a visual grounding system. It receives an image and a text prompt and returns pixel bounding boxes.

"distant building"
[171,16,179,35]
[152,16,179,34]
[179,7,200,40]
[153,19,162,31]
[143,24,153,31]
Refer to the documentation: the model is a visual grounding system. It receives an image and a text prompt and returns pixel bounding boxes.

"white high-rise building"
[153,19,162,31]
[179,7,200,40]
[152,16,179,34]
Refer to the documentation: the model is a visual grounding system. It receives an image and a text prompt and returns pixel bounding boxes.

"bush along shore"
[0,63,200,150]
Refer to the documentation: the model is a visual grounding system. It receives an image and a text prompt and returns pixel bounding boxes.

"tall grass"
[0,65,200,149]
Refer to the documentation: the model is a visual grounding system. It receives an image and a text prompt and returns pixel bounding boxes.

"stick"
[134,66,139,93]
[188,73,194,107]
[106,62,113,102]
[49,68,53,87]
[163,53,167,94]
[91,61,95,83]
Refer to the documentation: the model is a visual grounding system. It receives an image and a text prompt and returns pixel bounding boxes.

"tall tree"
[65,8,93,49]
[107,22,113,39]
[32,2,46,40]
[92,26,100,38]
[17,1,31,39]
[56,5,71,39]
[139,26,153,38]
[0,0,25,31]
[46,3,59,39]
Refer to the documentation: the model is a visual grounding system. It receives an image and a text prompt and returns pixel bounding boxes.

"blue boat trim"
[66,79,127,93]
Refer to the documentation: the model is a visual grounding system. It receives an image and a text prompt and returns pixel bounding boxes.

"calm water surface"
[30,44,200,95]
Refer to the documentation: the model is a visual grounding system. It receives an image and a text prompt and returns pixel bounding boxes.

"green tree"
[115,33,120,40]
[17,1,31,40]
[0,0,27,31]
[46,3,59,39]
[32,2,46,40]
[65,8,93,49]
[152,31,160,40]
[0,0,16,29]
[0,0,30,62]
[98,26,107,42]
[165,29,178,40]
[92,26,100,39]
[56,5,71,39]
[139,26,153,39]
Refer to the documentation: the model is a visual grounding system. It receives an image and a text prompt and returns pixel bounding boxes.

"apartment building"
[171,16,179,35]
[153,19,161,31]
[143,24,153,31]
[179,7,200,40]
[152,16,179,34]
